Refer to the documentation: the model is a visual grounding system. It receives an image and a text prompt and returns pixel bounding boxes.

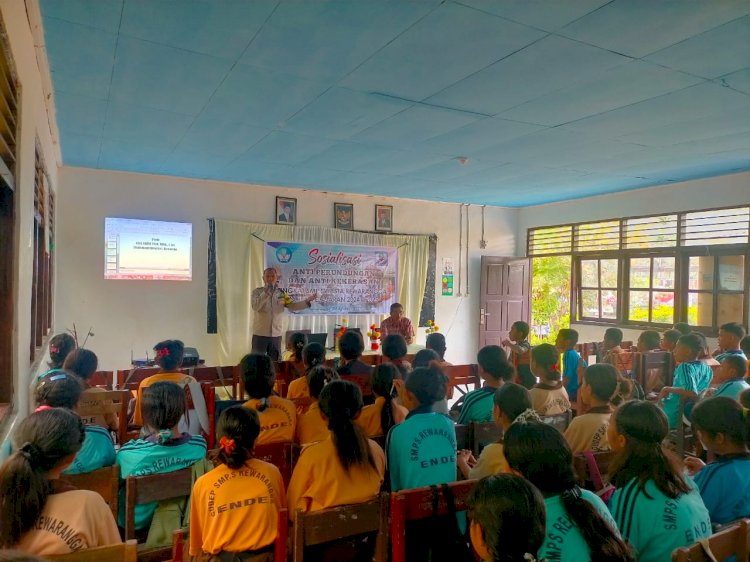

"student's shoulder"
[184,434,208,450]
[86,425,113,439]
[117,438,155,454]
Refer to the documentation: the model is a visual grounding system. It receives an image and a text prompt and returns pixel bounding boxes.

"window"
[528,205,750,331]
[31,145,53,361]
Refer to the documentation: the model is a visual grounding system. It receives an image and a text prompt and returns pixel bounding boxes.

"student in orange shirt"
[296,366,339,445]
[241,353,296,445]
[132,340,196,426]
[356,363,408,438]
[286,342,326,401]
[288,380,385,514]
[190,406,286,560]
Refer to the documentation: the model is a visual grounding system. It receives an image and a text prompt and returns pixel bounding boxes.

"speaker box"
[182,347,200,367]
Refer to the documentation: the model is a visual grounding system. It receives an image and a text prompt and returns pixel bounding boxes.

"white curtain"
[214,220,431,364]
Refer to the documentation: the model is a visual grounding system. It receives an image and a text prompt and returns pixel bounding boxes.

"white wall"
[517,172,750,346]
[56,166,517,370]
[0,0,61,442]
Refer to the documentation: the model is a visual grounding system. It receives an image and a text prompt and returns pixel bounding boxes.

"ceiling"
[40,0,750,207]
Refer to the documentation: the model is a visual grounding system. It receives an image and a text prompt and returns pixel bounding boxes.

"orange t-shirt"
[132,372,196,425]
[243,396,296,445]
[295,402,329,445]
[356,396,408,437]
[189,459,286,555]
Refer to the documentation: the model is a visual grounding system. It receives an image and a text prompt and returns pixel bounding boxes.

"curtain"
[214,220,431,365]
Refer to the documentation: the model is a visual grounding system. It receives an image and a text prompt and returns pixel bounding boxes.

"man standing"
[251,267,315,360]
[380,302,415,345]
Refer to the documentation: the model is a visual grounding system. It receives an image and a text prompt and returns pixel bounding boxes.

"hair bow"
[550,362,560,372]
[156,348,170,358]
[34,405,54,413]
[49,345,59,354]
[220,436,236,455]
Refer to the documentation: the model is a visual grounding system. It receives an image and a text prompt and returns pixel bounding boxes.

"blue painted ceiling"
[40,0,750,206]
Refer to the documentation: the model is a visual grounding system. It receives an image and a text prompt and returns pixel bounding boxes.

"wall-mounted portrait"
[334,202,354,230]
[276,196,297,225]
[375,205,393,232]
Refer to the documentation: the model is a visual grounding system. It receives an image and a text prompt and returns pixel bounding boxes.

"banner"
[265,241,398,315]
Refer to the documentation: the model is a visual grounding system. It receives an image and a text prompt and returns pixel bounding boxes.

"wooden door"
[479,257,531,349]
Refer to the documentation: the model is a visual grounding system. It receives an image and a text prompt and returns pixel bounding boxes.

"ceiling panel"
[723,67,750,95]
[240,131,336,166]
[102,101,193,145]
[40,0,122,32]
[458,0,610,31]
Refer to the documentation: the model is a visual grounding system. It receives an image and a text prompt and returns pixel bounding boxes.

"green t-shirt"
[63,425,116,475]
[663,361,713,429]
[610,477,711,562]
[540,489,618,562]
[456,387,495,425]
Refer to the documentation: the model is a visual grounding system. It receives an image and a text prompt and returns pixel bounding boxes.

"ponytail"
[532,344,561,381]
[302,342,325,372]
[0,409,85,547]
[47,333,76,369]
[692,396,750,447]
[404,365,447,407]
[583,364,633,406]
[215,406,260,470]
[289,332,307,364]
[318,381,377,473]
[372,364,400,435]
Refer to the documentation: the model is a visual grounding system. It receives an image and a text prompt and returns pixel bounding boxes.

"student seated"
[708,355,749,400]
[564,364,631,454]
[382,334,412,378]
[34,333,77,382]
[457,383,539,480]
[286,342,325,401]
[674,322,692,335]
[555,329,585,402]
[240,353,296,445]
[502,321,534,389]
[599,327,624,361]
[388,366,456,491]
[528,344,571,416]
[337,330,374,404]
[657,334,713,429]
[190,406,286,559]
[63,348,118,432]
[296,366,338,445]
[34,371,115,475]
[281,331,307,365]
[0,408,121,555]
[467,475,546,562]
[660,329,681,352]
[287,380,385,513]
[608,401,712,562]
[455,345,514,424]
[117,382,207,533]
[685,397,750,527]
[425,332,452,368]
[504,422,632,562]
[714,321,747,361]
[356,363,407,438]
[132,340,197,427]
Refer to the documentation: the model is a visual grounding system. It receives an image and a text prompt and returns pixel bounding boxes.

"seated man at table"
[380,302,415,345]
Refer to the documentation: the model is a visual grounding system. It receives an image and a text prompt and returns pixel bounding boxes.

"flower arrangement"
[334,318,348,351]
[425,319,440,334]
[367,324,381,351]
[280,290,293,306]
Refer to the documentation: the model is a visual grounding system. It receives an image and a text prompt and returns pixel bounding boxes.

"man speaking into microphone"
[251,267,317,360]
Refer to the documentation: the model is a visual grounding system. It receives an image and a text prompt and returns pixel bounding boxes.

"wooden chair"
[576,342,599,364]
[541,410,573,433]
[184,365,237,399]
[290,395,314,415]
[78,389,130,446]
[390,480,476,562]
[634,351,674,394]
[254,442,299,487]
[124,467,193,560]
[116,366,160,390]
[59,464,120,519]
[671,518,750,562]
[360,354,381,366]
[89,370,114,389]
[572,451,616,493]
[292,494,388,562]
[339,374,373,400]
[443,364,480,399]
[470,422,502,456]
[47,539,138,561]
[454,423,471,451]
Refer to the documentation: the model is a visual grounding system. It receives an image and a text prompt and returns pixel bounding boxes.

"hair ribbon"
[219,436,236,455]
[156,348,170,358]
[156,429,174,444]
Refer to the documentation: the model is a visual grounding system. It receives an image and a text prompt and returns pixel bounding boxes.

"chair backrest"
[254,441,298,487]
[89,370,114,389]
[443,364,480,399]
[634,350,674,392]
[390,480,476,562]
[454,423,471,451]
[293,493,388,562]
[339,374,373,397]
[360,354,381,366]
[572,451,616,492]
[117,367,160,390]
[78,389,130,446]
[124,467,193,540]
[47,539,138,561]
[671,519,750,562]
[470,422,502,456]
[184,365,235,393]
[541,410,573,432]
[59,464,120,519]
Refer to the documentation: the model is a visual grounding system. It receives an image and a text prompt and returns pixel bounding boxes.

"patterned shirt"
[380,316,415,340]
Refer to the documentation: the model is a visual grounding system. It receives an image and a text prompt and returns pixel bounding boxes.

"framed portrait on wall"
[334,202,354,230]
[276,196,297,225]
[375,205,393,232]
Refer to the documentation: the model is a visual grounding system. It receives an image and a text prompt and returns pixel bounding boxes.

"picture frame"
[276,196,297,225]
[334,202,354,230]
[375,204,393,232]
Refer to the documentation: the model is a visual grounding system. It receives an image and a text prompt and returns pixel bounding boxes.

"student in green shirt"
[467,474,546,562]
[455,345,514,424]
[608,401,711,562]
[504,421,632,562]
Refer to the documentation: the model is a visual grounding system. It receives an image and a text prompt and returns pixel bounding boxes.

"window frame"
[575,255,621,322]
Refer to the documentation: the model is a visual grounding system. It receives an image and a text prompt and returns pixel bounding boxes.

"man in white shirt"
[251,267,316,360]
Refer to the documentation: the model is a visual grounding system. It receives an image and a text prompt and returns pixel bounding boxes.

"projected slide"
[105,218,192,281]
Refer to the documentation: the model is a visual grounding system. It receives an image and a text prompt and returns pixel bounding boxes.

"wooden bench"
[254,441,300,487]
[293,494,388,562]
[78,389,130,446]
[48,539,138,561]
[59,464,120,520]
[470,421,502,456]
[572,451,616,493]
[443,364,480,399]
[634,350,674,394]
[671,518,750,562]
[89,370,114,389]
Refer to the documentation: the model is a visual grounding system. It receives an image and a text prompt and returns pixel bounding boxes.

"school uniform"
[712,377,750,401]
[563,407,612,454]
[116,432,207,530]
[663,361,713,429]
[132,372,198,426]
[189,459,286,556]
[287,435,385,513]
[456,386,496,424]
[510,341,535,389]
[243,396,297,445]
[80,386,119,431]
[468,442,508,480]
[63,425,116,475]
[387,405,457,491]
[610,477,712,562]
[693,452,750,525]
[562,349,586,401]
[15,490,121,556]
[286,376,309,400]
[295,401,329,445]
[529,383,571,416]
[715,349,747,362]
[356,396,408,437]
[539,489,618,562]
